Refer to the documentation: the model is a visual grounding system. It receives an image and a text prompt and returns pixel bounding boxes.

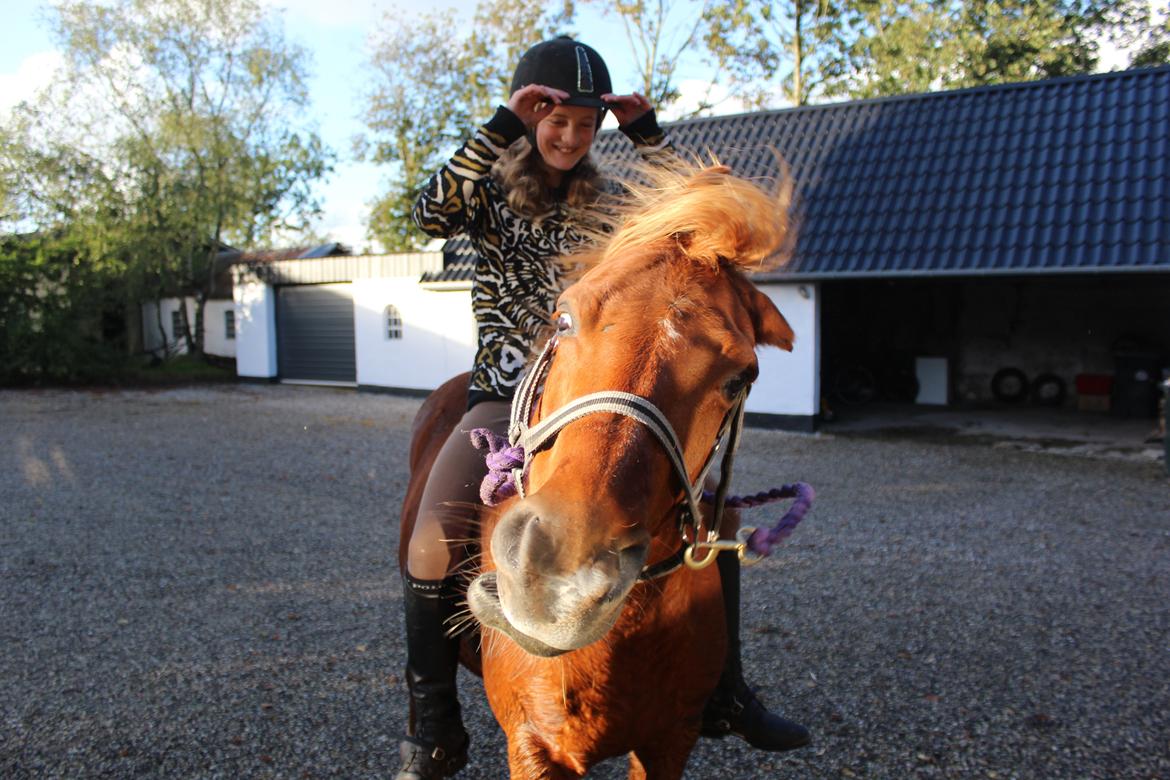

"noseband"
[502,335,748,581]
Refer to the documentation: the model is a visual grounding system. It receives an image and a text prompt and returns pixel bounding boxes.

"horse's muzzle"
[467,573,567,657]
[470,496,649,654]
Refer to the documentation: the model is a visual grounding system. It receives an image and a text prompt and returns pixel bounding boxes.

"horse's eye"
[556,312,574,334]
[724,367,757,399]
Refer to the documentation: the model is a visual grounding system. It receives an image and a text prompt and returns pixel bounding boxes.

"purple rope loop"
[469,428,525,506]
[701,482,815,558]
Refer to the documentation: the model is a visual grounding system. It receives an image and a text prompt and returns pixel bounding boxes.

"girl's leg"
[701,550,811,752]
[398,401,510,780]
[408,399,510,580]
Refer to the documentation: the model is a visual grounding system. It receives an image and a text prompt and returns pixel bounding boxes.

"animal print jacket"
[412,105,673,408]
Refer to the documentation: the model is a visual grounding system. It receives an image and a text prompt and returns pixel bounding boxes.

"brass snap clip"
[683,527,763,569]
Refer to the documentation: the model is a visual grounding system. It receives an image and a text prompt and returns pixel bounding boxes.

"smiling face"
[534,104,598,183]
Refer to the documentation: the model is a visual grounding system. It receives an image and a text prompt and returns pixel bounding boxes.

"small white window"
[385,304,403,340]
[225,310,236,340]
[171,310,184,339]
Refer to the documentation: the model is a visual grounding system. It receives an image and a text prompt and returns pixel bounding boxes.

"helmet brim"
[562,95,609,109]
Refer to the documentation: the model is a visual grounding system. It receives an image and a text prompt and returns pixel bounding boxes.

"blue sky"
[1,0,707,252]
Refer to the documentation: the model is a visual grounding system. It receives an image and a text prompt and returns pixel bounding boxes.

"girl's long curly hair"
[491,137,605,226]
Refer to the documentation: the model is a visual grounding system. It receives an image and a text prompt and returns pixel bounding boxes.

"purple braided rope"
[741,482,814,557]
[701,483,814,556]
[469,428,524,506]
[701,486,808,509]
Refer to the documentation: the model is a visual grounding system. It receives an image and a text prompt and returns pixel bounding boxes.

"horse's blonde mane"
[582,159,793,274]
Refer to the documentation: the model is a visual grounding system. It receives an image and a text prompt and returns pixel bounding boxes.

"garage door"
[276,283,356,384]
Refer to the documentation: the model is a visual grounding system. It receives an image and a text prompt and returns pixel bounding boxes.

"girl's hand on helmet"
[508,84,571,129]
[601,93,652,127]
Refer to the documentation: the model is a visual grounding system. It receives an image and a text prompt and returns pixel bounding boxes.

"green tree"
[703,0,848,107]
[830,0,1155,98]
[4,0,331,363]
[0,231,128,384]
[359,0,570,251]
[588,0,716,110]
[1130,11,1170,66]
[1,109,138,381]
[823,0,957,98]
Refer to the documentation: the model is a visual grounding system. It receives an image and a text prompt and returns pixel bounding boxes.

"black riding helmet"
[510,35,612,120]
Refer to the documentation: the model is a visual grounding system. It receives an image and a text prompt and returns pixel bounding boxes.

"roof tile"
[588,65,1170,278]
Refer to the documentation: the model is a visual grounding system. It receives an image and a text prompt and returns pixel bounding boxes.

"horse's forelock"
[597,160,793,276]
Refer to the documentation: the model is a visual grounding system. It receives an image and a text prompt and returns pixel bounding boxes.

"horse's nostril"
[495,505,556,575]
[496,507,532,571]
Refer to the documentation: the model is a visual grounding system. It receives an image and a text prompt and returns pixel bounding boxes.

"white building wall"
[750,282,821,418]
[353,279,476,391]
[234,280,277,378]
[229,262,821,423]
[141,298,236,358]
[202,300,236,357]
[141,300,172,356]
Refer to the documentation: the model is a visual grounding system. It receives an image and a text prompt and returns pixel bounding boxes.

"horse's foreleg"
[628,735,697,780]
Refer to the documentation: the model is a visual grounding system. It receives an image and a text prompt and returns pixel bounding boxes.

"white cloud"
[1095,0,1167,71]
[310,159,384,252]
[0,50,63,116]
[264,0,477,31]
[658,78,766,122]
[262,0,381,29]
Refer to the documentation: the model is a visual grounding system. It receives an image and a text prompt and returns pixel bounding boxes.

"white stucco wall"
[353,279,476,391]
[142,298,236,358]
[234,280,277,378]
[749,282,821,418]
[202,300,236,358]
[141,300,172,355]
[229,264,821,423]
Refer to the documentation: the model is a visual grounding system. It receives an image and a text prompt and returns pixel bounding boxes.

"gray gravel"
[2,384,1168,779]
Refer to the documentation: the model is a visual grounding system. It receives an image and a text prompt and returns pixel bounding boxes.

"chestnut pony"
[398,163,795,779]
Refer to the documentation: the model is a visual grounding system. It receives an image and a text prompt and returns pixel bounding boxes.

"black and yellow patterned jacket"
[412,105,672,408]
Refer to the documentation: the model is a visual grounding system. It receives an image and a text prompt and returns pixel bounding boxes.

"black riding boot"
[701,551,811,752]
[396,574,470,780]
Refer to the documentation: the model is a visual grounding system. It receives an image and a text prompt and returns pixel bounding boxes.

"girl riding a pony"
[398,36,809,779]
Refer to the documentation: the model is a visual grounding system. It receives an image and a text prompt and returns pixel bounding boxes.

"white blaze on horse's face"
[659,312,683,343]
[468,243,795,657]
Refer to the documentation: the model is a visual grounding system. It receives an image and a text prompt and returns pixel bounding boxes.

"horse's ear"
[738,278,794,351]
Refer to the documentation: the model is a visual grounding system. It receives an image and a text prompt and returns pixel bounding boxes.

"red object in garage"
[1075,374,1113,396]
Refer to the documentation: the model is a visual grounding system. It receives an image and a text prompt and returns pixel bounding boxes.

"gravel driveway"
[2,384,1168,779]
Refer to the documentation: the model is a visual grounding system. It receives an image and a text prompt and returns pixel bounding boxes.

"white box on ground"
[916,357,949,405]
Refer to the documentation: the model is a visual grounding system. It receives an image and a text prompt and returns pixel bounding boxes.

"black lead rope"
[709,396,746,539]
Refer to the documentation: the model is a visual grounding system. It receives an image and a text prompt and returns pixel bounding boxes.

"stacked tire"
[991,368,1066,407]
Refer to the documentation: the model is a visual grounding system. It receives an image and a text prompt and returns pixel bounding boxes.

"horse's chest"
[497,655,695,763]
[484,582,725,759]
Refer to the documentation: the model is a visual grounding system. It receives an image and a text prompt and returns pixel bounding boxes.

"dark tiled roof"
[298,242,351,259]
[592,66,1170,279]
[423,235,476,283]
[219,242,351,264]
